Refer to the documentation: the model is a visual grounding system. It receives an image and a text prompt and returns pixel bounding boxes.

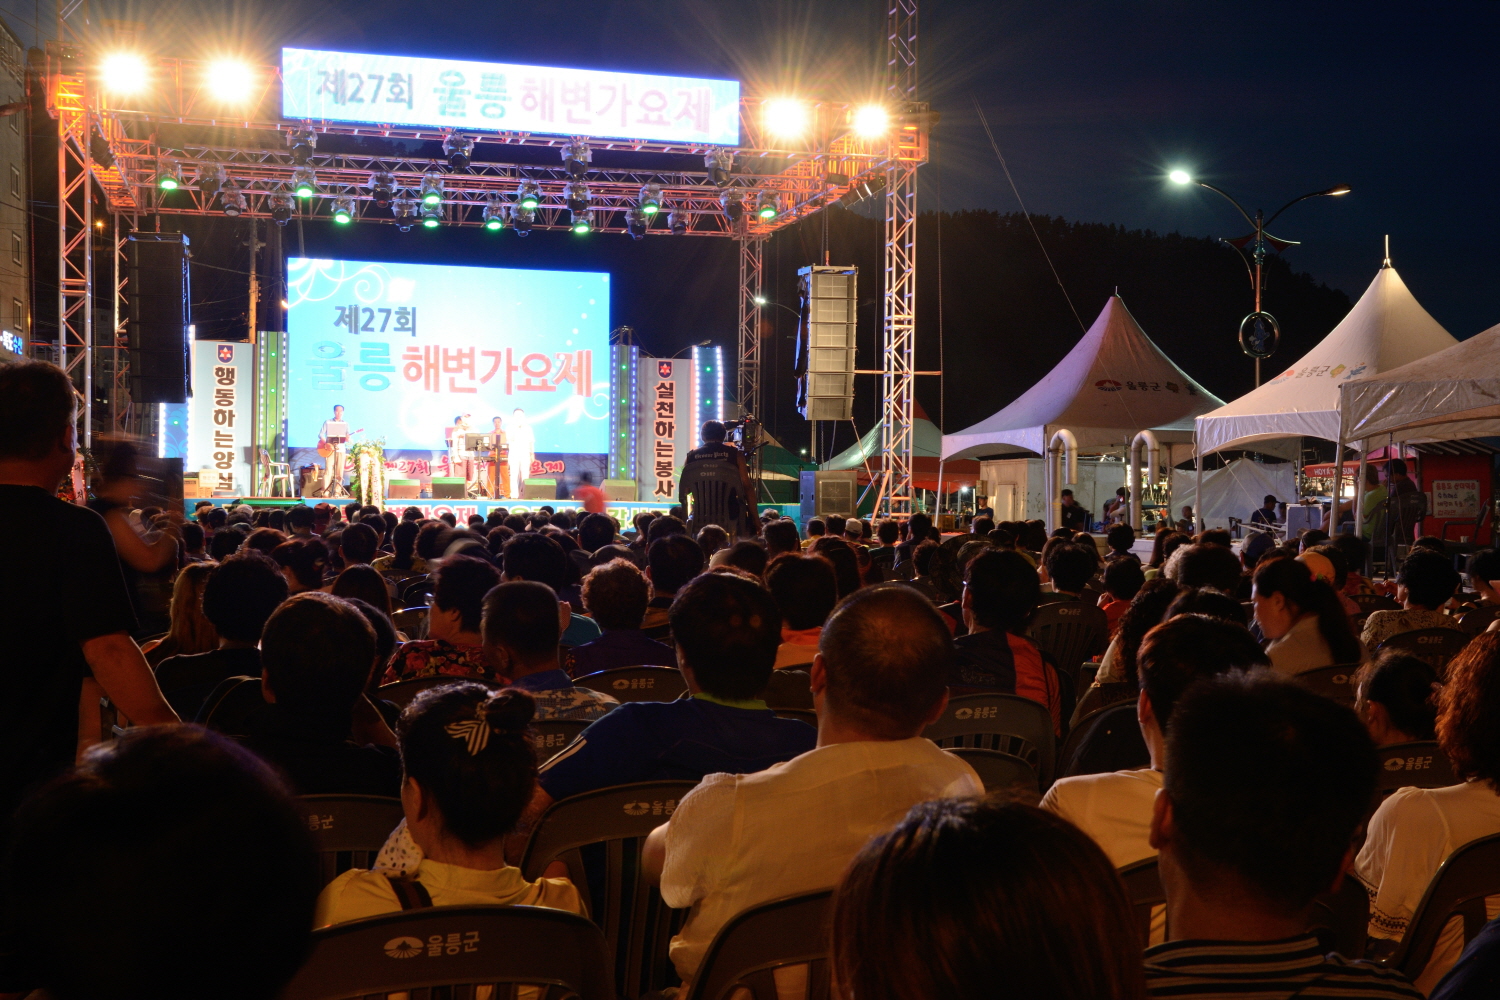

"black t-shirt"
[1060,503,1091,531]
[0,485,137,816]
[155,646,263,723]
[243,705,401,797]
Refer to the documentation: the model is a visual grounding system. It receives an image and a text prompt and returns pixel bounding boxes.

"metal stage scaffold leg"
[737,234,764,480]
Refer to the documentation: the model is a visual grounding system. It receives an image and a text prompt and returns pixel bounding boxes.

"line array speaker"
[794,265,857,422]
[127,233,192,404]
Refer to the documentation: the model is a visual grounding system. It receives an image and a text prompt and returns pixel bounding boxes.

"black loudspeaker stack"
[128,233,192,404]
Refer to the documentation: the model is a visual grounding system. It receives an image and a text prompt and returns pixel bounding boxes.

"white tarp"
[1195,264,1457,456]
[1340,322,1500,444]
[1170,458,1297,531]
[941,295,1223,461]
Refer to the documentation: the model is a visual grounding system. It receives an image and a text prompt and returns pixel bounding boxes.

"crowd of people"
[3,358,1499,1000]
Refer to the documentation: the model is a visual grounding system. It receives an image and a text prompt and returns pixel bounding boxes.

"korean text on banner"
[190,341,254,494]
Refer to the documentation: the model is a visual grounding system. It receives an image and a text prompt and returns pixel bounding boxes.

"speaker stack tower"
[127,233,192,404]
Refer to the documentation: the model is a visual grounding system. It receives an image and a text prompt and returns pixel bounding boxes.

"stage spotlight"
[269,194,293,225]
[482,198,506,231]
[332,196,355,225]
[288,128,317,165]
[221,185,247,218]
[1168,169,1192,185]
[511,206,534,236]
[419,171,444,207]
[158,162,184,192]
[763,98,810,140]
[393,195,417,232]
[421,202,442,228]
[852,104,889,137]
[197,163,226,198]
[705,148,734,186]
[516,179,541,212]
[89,129,114,169]
[563,139,591,180]
[207,59,255,102]
[368,171,395,209]
[720,190,744,222]
[755,191,778,220]
[625,207,648,240]
[100,53,148,95]
[570,208,593,234]
[566,181,590,215]
[443,134,474,170]
[667,210,688,235]
[291,166,316,199]
[638,183,662,216]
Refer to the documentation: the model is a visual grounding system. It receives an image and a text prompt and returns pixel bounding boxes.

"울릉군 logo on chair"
[384,936,424,959]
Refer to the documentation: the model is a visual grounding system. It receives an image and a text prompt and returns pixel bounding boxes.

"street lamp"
[1170,170,1350,386]
[753,296,800,321]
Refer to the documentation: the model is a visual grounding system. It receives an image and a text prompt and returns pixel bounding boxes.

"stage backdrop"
[285,257,609,487]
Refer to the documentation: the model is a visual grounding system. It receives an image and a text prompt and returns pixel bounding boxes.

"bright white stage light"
[763,98,810,139]
[852,104,889,137]
[1168,169,1192,185]
[207,59,255,102]
[100,53,149,95]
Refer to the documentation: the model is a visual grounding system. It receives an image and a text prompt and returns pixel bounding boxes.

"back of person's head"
[0,361,74,462]
[1197,528,1233,548]
[1356,650,1439,742]
[390,518,420,566]
[913,539,939,577]
[965,549,1041,633]
[500,531,567,590]
[646,514,688,543]
[1410,535,1444,554]
[501,514,527,534]
[1113,578,1186,686]
[243,526,286,556]
[764,519,800,555]
[167,560,219,652]
[1151,529,1191,569]
[766,554,839,631]
[1305,544,1348,590]
[819,584,951,739]
[331,563,393,617]
[1044,541,1096,594]
[271,537,328,590]
[209,529,244,561]
[340,521,380,564]
[180,521,205,553]
[1106,523,1135,553]
[397,684,537,846]
[1103,557,1145,602]
[722,539,769,577]
[908,511,932,541]
[399,505,421,522]
[0,726,318,1000]
[970,515,995,537]
[1297,528,1330,553]
[806,517,826,538]
[589,542,636,568]
[549,511,573,531]
[1164,586,1247,626]
[1018,520,1048,552]
[696,523,729,561]
[700,419,727,442]
[415,521,449,560]
[432,554,502,632]
[482,581,561,663]
[668,571,779,699]
[648,534,705,596]
[1252,555,1363,663]
[1466,548,1500,588]
[260,593,376,722]
[577,512,615,551]
[826,514,848,538]
[833,798,1145,1000]
[205,506,229,530]
[1163,672,1377,914]
[1241,529,1275,570]
[1389,458,1409,477]
[1139,615,1268,731]
[1330,532,1369,574]
[485,525,515,557]
[202,551,289,644]
[342,597,398,684]
[1437,631,1500,786]
[1168,543,1244,593]
[582,558,649,630]
[809,535,862,598]
[285,505,314,532]
[1398,547,1461,610]
[876,519,899,545]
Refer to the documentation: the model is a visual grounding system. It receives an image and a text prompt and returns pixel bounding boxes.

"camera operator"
[680,419,758,536]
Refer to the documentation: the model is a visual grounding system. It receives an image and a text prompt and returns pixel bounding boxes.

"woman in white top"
[1355,631,1500,993]
[1251,555,1364,676]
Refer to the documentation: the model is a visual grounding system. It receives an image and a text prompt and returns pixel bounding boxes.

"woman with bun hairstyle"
[314,683,582,924]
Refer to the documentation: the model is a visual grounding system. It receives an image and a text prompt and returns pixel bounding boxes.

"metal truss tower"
[50,36,94,446]
[736,234,764,473]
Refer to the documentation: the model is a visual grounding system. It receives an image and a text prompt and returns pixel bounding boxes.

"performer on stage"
[318,405,350,495]
[508,407,535,500]
[448,413,473,489]
[490,415,509,499]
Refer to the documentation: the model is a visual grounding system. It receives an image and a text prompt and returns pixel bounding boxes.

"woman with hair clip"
[1354,650,1440,748]
[1251,555,1365,675]
[314,683,581,925]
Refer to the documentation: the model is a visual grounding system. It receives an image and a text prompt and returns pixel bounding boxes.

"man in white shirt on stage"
[318,405,350,496]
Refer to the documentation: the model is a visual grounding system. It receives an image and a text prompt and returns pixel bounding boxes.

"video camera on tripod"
[724,415,761,454]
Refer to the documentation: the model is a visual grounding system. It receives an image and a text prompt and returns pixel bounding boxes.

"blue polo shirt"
[538,695,816,801]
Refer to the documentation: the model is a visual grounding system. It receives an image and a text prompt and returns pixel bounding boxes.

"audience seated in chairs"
[155,551,288,722]
[317,685,582,924]
[716,539,769,578]
[642,584,981,987]
[142,559,219,668]
[1362,548,1466,649]
[331,563,393,617]
[382,555,499,683]
[272,536,330,595]
[1144,672,1420,999]
[1090,578,1183,688]
[952,549,1063,733]
[1100,557,1146,636]
[372,519,426,578]
[1164,542,1244,595]
[1463,549,1500,608]
[485,581,617,722]
[338,521,380,567]
[1253,555,1365,676]
[245,592,401,796]
[501,532,602,649]
[1044,615,1268,869]
[766,554,839,670]
[1356,632,1500,992]
[0,726,320,1000]
[1039,541,1097,604]
[763,518,801,562]
[641,534,705,643]
[1354,650,1440,748]
[809,535,864,601]
[833,798,1147,1000]
[566,559,677,675]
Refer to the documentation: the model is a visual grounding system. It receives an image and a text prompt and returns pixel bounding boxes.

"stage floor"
[187,496,802,524]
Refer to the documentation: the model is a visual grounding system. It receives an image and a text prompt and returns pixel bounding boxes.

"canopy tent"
[1195,264,1458,456]
[824,400,980,492]
[1340,322,1500,444]
[941,295,1224,461]
[1169,458,1297,532]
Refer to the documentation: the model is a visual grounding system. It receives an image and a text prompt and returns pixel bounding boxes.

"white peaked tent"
[1340,322,1500,444]
[1195,264,1458,456]
[941,294,1224,460]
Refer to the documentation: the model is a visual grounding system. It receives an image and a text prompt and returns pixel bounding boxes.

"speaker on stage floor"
[602,478,636,501]
[800,469,859,521]
[521,478,556,500]
[388,480,420,500]
[431,477,466,499]
[128,233,192,404]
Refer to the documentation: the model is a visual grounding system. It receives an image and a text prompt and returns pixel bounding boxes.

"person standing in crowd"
[678,420,757,536]
[89,440,182,638]
[1250,494,1279,528]
[1176,505,1194,532]
[1059,489,1091,532]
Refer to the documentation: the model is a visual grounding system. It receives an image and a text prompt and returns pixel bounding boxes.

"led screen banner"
[281,47,741,146]
[285,257,610,484]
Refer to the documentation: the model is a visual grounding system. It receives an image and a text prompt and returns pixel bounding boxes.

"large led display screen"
[285,257,609,480]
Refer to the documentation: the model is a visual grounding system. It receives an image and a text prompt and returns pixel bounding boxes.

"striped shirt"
[1144,935,1422,999]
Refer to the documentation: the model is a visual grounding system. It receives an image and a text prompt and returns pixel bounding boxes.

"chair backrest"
[1352,593,1401,614]
[761,668,814,710]
[1459,605,1500,636]
[573,666,687,703]
[533,718,591,761]
[399,574,433,606]
[200,675,267,736]
[923,693,1056,788]
[1390,833,1500,981]
[683,890,834,1000]
[944,747,1039,796]
[680,458,746,536]
[281,904,615,1000]
[378,675,501,709]
[1058,701,1148,779]
[773,709,818,727]
[1029,602,1109,687]
[520,780,701,998]
[1376,628,1472,677]
[390,605,428,636]
[1291,663,1361,707]
[1116,857,1166,950]
[1375,741,1460,792]
[297,794,405,887]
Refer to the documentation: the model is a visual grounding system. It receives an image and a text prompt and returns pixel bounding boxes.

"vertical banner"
[189,341,254,494]
[639,359,694,502]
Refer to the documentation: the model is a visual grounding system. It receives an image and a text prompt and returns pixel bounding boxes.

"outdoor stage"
[188,496,802,525]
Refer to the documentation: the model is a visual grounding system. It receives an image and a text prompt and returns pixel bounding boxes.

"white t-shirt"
[1040,767,1163,869]
[1354,779,1500,994]
[659,737,981,983]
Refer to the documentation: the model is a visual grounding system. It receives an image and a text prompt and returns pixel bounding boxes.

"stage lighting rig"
[421,203,442,228]
[510,206,534,236]
[516,179,541,212]
[638,183,663,216]
[571,208,594,234]
[563,139,591,179]
[158,161,184,192]
[197,163,226,198]
[287,128,317,165]
[88,129,114,169]
[566,181,590,215]
[393,195,417,232]
[625,208,648,239]
[220,185,247,217]
[100,52,148,95]
[368,172,395,209]
[755,191,778,220]
[482,198,506,231]
[443,134,474,170]
[332,196,355,225]
[291,167,316,199]
[668,210,688,235]
[720,190,744,222]
[269,194,293,225]
[706,148,734,186]
[419,171,444,207]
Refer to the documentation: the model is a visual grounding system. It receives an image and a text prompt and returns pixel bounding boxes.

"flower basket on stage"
[349,439,390,510]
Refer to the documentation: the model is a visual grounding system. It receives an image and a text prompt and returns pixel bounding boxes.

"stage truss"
[44,6,927,513]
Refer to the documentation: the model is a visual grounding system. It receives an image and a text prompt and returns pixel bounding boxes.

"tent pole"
[1331,429,1346,533]
[1355,441,1368,541]
[935,459,945,519]
[1194,449,1204,534]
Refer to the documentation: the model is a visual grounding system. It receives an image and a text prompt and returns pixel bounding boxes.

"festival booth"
[940,295,1223,531]
[822,401,981,513]
[1192,262,1458,533]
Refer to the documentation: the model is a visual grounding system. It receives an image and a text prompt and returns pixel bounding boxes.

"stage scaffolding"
[43,4,928,511]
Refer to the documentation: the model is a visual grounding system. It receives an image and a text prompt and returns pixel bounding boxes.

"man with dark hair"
[1251,494,1280,527]
[1143,672,1416,997]
[865,517,901,581]
[0,361,179,819]
[1105,523,1138,562]
[500,531,601,647]
[678,420,756,536]
[1100,557,1146,635]
[1466,549,1500,607]
[482,581,616,721]
[893,510,932,575]
[954,549,1062,730]
[1385,458,1426,544]
[763,519,801,561]
[804,517,826,549]
[641,534,706,642]
[646,513,688,544]
[247,592,400,796]
[1059,488,1090,532]
[643,584,980,986]
[383,554,500,683]
[1361,548,1465,647]
[1040,541,1097,601]
[339,521,380,566]
[766,554,839,669]
[577,511,616,553]
[286,504,316,537]
[155,551,289,720]
[1043,615,1269,869]
[1169,542,1244,594]
[568,559,677,674]
[969,515,995,537]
